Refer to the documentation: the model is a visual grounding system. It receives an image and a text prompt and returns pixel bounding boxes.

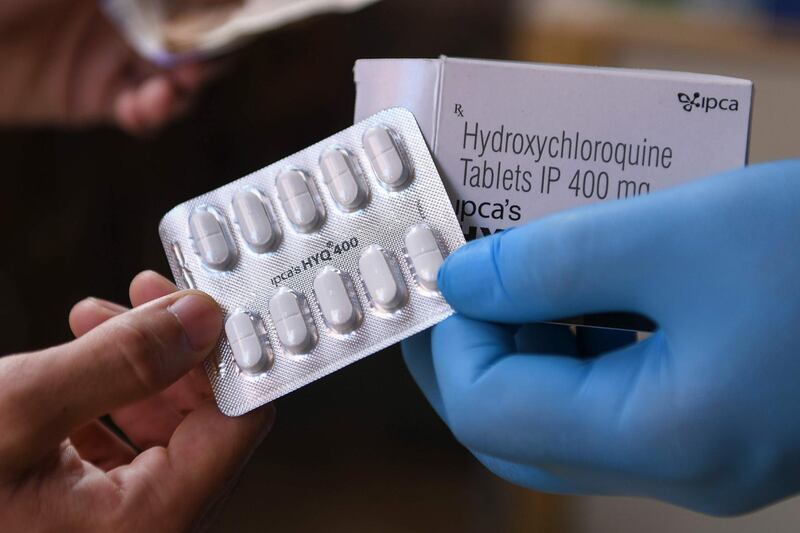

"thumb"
[438,193,672,324]
[438,161,800,325]
[0,290,222,473]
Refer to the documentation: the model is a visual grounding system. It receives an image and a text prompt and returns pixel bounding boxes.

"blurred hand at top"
[0,0,215,135]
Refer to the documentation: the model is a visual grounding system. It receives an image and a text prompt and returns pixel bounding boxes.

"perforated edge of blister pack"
[158,108,465,416]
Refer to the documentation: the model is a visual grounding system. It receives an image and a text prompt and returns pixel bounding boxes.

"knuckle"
[112,318,170,393]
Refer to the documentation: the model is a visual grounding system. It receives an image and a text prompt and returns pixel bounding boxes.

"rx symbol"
[454,104,464,117]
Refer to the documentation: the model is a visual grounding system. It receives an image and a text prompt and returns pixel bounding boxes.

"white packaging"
[159,108,464,415]
[103,0,379,65]
[354,57,753,330]
[354,57,753,241]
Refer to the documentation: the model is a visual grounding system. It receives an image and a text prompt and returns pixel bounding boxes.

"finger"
[69,297,128,337]
[160,365,213,414]
[110,396,184,450]
[114,76,178,135]
[134,76,177,131]
[437,170,741,324]
[111,271,208,448]
[437,214,649,323]
[429,314,666,471]
[405,321,645,492]
[69,420,137,471]
[472,450,648,497]
[111,402,276,531]
[129,270,178,306]
[0,290,223,472]
[169,62,208,94]
[68,289,182,450]
[401,330,447,421]
[403,323,581,422]
[67,273,204,450]
[474,451,585,494]
[129,270,213,411]
[114,88,146,135]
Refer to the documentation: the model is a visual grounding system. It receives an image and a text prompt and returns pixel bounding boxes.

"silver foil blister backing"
[159,108,465,416]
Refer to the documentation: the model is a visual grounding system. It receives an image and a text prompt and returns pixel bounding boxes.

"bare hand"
[0,271,274,531]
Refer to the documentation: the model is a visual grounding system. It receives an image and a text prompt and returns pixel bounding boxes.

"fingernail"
[168,293,223,350]
[88,297,128,314]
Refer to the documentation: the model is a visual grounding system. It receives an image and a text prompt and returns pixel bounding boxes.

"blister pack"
[159,108,465,416]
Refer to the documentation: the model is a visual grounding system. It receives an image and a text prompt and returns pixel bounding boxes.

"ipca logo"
[678,91,740,113]
[678,92,701,111]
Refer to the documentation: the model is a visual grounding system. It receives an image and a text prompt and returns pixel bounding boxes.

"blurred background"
[1,0,799,531]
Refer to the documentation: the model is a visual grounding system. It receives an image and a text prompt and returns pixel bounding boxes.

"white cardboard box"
[353,57,752,329]
[354,56,753,240]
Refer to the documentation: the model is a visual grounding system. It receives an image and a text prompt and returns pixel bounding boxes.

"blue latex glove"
[402,160,800,516]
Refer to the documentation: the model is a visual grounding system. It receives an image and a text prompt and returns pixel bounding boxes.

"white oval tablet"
[320,148,367,212]
[405,224,445,291]
[314,267,361,334]
[189,208,234,270]
[362,126,410,190]
[232,189,279,253]
[276,170,322,232]
[358,245,407,312]
[225,312,271,374]
[269,288,315,354]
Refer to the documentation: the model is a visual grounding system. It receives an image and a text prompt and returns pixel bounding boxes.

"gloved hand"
[402,160,800,516]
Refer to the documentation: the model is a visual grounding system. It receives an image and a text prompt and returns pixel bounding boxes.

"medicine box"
[354,56,753,330]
